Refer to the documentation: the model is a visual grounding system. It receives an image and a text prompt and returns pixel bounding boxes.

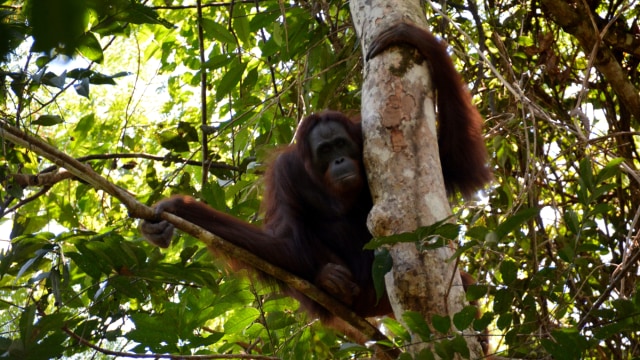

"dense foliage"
[1,0,639,358]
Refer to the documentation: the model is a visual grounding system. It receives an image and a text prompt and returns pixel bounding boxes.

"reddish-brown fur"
[140,22,491,346]
[367,22,492,196]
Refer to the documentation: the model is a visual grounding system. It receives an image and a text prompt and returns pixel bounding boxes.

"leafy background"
[1,0,640,358]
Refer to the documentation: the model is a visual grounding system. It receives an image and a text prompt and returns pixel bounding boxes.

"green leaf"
[35,55,51,68]
[19,305,37,345]
[496,313,512,330]
[73,113,95,134]
[233,7,251,44]
[402,311,432,341]
[204,54,234,70]
[587,203,613,221]
[201,19,236,44]
[250,10,280,31]
[464,225,488,241]
[243,67,258,92]
[594,157,623,184]
[517,35,535,46]
[77,32,103,62]
[593,320,630,340]
[114,3,173,28]
[190,332,224,348]
[74,77,90,98]
[39,70,66,88]
[16,245,53,279]
[495,207,539,240]
[177,121,199,142]
[529,266,557,287]
[70,240,113,278]
[129,312,180,350]
[434,338,455,360]
[372,248,392,302]
[564,209,580,234]
[591,183,617,202]
[381,317,411,342]
[493,288,514,313]
[109,276,146,301]
[27,0,88,55]
[86,72,117,85]
[159,129,190,152]
[474,311,494,332]
[578,157,594,190]
[216,60,247,101]
[224,307,260,334]
[451,334,470,358]
[67,68,129,85]
[50,268,62,306]
[32,114,63,126]
[415,348,436,360]
[453,306,478,331]
[499,259,517,285]
[431,314,450,334]
[334,343,372,358]
[364,217,456,249]
[272,23,283,46]
[465,284,487,302]
[365,231,420,248]
[541,328,588,360]
[144,164,160,191]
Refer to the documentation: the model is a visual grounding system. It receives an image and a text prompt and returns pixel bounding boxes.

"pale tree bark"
[350,1,484,358]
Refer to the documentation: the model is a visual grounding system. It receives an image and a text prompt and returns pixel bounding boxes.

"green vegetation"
[1,0,639,358]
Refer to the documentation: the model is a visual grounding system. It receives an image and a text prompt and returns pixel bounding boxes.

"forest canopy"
[1,0,640,358]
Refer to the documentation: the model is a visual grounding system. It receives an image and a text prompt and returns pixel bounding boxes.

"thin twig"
[196,0,210,186]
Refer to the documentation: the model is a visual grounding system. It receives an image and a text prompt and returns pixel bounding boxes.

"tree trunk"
[350,1,484,357]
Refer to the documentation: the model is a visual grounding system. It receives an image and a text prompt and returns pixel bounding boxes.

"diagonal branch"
[0,119,396,358]
[0,119,145,215]
[540,0,640,121]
